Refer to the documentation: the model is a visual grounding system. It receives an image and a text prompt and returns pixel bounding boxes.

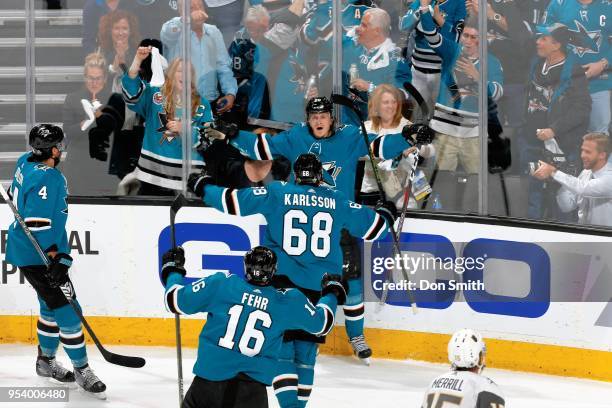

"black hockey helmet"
[244,246,277,286]
[294,153,323,186]
[305,96,333,116]
[29,124,65,158]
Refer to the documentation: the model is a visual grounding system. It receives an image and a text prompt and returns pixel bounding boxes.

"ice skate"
[349,335,372,365]
[75,365,107,399]
[36,347,76,386]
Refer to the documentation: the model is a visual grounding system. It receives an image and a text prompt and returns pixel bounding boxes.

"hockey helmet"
[244,246,277,286]
[293,153,323,186]
[29,124,65,158]
[448,329,486,371]
[305,96,333,116]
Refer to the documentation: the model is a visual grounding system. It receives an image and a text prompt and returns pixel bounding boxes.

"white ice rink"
[1,344,610,407]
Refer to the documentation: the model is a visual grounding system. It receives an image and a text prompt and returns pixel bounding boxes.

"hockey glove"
[187,168,214,198]
[161,246,186,286]
[46,253,73,288]
[321,273,349,305]
[375,200,397,228]
[402,123,435,146]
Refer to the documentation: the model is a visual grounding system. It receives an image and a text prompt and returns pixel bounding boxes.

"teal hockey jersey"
[202,181,389,290]
[6,152,69,266]
[164,271,337,384]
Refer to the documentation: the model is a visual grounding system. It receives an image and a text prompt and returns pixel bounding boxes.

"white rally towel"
[150,47,167,87]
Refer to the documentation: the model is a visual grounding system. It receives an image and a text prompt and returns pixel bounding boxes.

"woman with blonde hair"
[361,84,435,209]
[62,52,118,195]
[122,47,213,195]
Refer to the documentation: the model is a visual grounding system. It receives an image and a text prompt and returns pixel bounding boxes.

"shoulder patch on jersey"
[152,92,163,105]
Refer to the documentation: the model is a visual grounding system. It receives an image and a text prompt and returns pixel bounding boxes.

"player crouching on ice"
[161,245,348,408]
[421,329,505,408]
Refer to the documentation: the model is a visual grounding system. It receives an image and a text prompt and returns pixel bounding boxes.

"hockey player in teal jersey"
[161,245,347,408]
[200,97,434,364]
[5,124,106,398]
[122,46,213,194]
[188,153,394,407]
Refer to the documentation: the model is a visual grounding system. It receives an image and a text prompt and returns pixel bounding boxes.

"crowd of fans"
[53,0,610,228]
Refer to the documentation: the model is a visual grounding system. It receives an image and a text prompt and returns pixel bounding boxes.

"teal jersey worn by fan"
[6,152,69,266]
[164,271,337,385]
[203,181,389,290]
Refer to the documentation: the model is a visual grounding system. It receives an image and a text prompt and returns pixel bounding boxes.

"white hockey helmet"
[448,329,486,371]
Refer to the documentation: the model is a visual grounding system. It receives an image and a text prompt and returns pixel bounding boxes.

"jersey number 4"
[283,210,333,258]
[218,305,271,357]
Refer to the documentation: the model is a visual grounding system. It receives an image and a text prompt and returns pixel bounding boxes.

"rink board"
[1,204,611,381]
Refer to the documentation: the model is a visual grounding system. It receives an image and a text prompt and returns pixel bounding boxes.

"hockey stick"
[331,94,418,314]
[169,193,188,406]
[0,184,146,368]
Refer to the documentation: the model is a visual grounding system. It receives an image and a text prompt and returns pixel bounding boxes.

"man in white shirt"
[533,132,612,227]
[421,329,505,408]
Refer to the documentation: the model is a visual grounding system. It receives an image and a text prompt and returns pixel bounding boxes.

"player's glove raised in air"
[45,253,73,288]
[200,120,238,146]
[161,246,186,286]
[375,200,397,228]
[187,168,214,198]
[321,273,349,305]
[402,123,435,146]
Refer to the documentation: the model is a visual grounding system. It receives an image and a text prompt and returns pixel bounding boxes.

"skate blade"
[77,387,107,400]
[360,357,371,366]
[47,377,78,389]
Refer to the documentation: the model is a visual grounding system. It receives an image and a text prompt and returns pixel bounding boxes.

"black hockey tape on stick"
[403,81,430,122]
[331,94,418,314]
[0,184,146,368]
[169,193,188,406]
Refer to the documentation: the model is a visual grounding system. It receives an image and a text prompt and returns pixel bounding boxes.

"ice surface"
[0,344,610,407]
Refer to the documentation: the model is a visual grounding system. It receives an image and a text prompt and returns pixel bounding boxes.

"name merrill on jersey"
[431,377,464,392]
[241,292,269,311]
[283,193,336,210]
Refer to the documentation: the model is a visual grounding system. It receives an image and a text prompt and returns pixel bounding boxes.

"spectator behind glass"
[419,15,504,174]
[544,0,611,136]
[229,2,306,124]
[62,53,118,195]
[360,84,435,210]
[342,8,411,127]
[161,0,238,115]
[203,0,247,48]
[533,133,612,227]
[82,0,126,55]
[97,9,141,89]
[122,50,213,196]
[522,24,591,220]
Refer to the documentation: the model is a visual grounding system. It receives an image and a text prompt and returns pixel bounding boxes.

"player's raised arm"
[187,168,276,217]
[161,247,225,315]
[341,199,395,242]
[287,274,348,337]
[199,120,294,161]
[363,123,435,161]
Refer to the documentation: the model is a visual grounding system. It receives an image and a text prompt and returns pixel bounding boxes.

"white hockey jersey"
[421,370,505,408]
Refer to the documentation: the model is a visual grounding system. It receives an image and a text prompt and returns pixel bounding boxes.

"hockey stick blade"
[0,184,146,368]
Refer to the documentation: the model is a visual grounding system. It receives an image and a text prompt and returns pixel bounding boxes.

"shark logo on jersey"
[157,112,176,143]
[322,161,341,188]
[569,21,602,57]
